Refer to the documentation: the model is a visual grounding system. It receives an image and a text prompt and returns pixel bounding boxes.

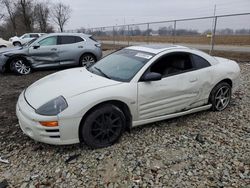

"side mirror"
[141,72,162,82]
[33,44,40,49]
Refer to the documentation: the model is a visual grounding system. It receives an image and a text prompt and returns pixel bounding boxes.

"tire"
[0,45,7,48]
[209,82,232,111]
[79,54,96,67]
[10,57,32,75]
[80,104,125,148]
[13,42,21,46]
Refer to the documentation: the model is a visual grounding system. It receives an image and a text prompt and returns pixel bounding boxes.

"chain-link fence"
[67,13,250,53]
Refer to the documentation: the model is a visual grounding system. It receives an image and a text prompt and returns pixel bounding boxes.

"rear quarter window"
[191,54,211,69]
[89,36,98,42]
[75,36,84,43]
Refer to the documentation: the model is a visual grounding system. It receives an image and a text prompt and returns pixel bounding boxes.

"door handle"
[189,78,198,83]
[51,48,57,51]
[78,46,83,48]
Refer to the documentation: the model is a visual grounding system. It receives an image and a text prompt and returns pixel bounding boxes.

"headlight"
[36,96,68,116]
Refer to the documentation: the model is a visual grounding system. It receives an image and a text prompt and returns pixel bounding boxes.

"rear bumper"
[95,48,103,61]
[16,91,80,145]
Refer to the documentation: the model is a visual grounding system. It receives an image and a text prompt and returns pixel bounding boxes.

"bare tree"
[18,0,34,32]
[34,2,50,32]
[1,0,17,35]
[51,2,71,32]
[0,3,4,21]
[0,14,4,22]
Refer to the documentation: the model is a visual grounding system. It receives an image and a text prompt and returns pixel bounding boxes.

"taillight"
[95,43,101,48]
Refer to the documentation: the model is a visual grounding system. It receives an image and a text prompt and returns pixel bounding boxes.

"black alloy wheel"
[80,104,125,148]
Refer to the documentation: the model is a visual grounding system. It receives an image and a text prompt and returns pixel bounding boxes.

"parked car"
[0,38,12,48]
[0,33,102,75]
[9,33,44,46]
[16,45,240,148]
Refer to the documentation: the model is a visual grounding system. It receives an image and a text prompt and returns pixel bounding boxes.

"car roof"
[45,33,91,37]
[126,44,218,66]
[24,33,44,35]
[126,45,189,54]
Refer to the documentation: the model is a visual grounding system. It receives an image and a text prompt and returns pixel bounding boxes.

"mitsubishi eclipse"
[16,45,240,148]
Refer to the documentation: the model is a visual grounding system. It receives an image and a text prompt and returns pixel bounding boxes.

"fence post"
[210,16,217,54]
[113,26,115,46]
[128,25,130,46]
[147,23,150,44]
[173,20,177,44]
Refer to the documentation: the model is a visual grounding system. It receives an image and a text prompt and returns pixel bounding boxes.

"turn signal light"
[39,121,59,127]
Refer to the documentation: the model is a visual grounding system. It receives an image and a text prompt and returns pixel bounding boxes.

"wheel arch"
[78,100,132,142]
[12,41,21,46]
[212,78,233,91]
[208,78,232,103]
[5,55,30,71]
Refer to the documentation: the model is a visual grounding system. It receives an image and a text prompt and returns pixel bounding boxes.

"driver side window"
[38,36,58,46]
[150,53,194,78]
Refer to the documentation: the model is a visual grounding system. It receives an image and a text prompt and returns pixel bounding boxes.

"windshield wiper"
[94,67,110,79]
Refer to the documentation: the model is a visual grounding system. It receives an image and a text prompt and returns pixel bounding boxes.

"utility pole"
[210,4,217,54]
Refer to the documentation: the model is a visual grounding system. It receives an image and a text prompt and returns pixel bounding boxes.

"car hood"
[25,68,122,109]
[9,36,19,41]
[0,46,22,54]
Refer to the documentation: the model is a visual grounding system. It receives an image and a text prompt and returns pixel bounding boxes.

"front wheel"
[10,58,31,75]
[79,54,96,67]
[13,42,21,46]
[80,105,125,148]
[209,82,232,111]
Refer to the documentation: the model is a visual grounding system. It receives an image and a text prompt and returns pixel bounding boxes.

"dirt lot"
[0,55,250,187]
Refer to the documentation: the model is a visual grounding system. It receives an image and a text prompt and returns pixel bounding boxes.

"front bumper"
[16,91,80,145]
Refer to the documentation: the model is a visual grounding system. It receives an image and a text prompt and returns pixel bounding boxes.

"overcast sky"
[53,0,250,30]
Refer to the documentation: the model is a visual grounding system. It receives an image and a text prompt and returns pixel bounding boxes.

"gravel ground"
[0,56,249,187]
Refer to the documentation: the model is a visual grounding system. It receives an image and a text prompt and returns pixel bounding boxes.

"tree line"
[0,0,71,39]
[90,26,250,37]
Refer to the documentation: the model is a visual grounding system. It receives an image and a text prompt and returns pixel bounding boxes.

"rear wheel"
[80,104,125,148]
[10,57,31,75]
[79,54,96,67]
[209,82,232,111]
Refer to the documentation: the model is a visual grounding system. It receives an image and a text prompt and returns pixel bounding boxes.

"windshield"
[88,49,154,82]
[21,34,29,39]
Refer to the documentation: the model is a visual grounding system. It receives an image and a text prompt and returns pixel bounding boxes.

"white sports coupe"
[16,45,240,148]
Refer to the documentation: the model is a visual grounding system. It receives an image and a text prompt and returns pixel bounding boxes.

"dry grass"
[102,43,250,62]
[102,43,126,51]
[98,35,250,46]
[208,50,250,62]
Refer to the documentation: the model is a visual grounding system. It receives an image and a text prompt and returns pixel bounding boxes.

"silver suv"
[0,33,102,75]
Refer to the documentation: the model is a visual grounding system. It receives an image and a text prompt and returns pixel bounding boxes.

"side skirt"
[132,104,212,127]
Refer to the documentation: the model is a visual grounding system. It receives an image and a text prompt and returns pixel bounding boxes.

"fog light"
[39,121,58,127]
